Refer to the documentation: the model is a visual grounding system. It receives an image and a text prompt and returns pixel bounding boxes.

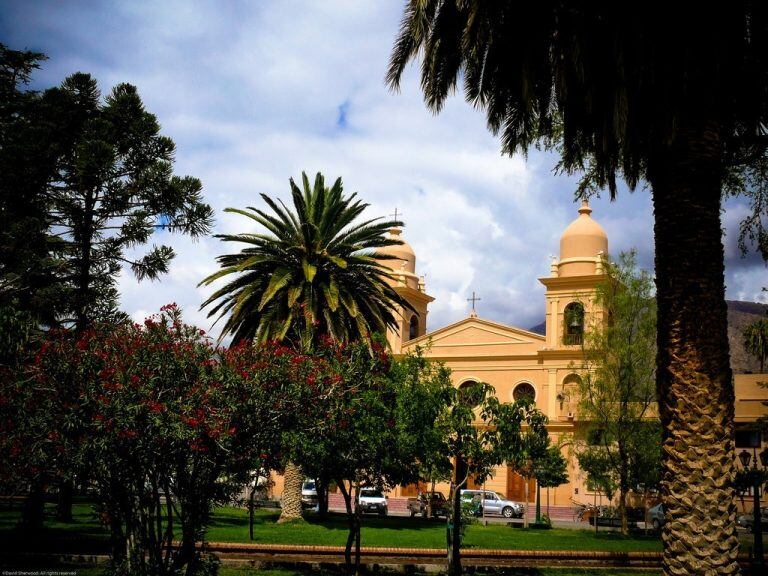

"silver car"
[648,503,665,530]
[737,506,768,530]
[301,479,318,509]
[461,489,524,518]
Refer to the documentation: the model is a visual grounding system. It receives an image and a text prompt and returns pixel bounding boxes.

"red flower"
[147,401,164,414]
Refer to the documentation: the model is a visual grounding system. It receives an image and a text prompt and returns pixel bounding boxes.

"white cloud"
[5,1,764,337]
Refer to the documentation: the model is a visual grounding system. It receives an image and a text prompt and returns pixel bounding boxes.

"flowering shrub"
[2,305,305,576]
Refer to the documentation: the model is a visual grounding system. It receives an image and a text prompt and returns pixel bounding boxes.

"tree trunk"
[523,477,529,529]
[618,489,628,536]
[428,478,436,518]
[353,481,362,576]
[277,462,303,523]
[447,457,467,576]
[337,480,356,574]
[316,476,329,519]
[648,120,739,575]
[248,483,256,540]
[55,478,73,522]
[619,454,629,535]
[20,480,46,531]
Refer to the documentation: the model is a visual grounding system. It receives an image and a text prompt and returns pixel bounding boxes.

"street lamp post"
[738,448,768,571]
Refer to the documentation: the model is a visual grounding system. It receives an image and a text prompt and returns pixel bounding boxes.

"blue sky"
[3,1,766,337]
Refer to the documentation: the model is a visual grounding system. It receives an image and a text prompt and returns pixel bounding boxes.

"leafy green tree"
[390,345,454,516]
[200,171,411,522]
[743,316,768,372]
[496,399,551,529]
[289,339,448,574]
[387,6,767,571]
[578,447,618,510]
[442,383,549,576]
[575,252,659,534]
[534,444,569,519]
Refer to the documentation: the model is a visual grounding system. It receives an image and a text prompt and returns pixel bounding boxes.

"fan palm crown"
[386,4,768,574]
[200,172,411,348]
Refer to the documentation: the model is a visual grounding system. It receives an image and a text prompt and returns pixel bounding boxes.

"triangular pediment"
[402,316,545,358]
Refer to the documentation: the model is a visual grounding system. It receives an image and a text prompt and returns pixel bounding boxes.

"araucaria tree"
[42,73,213,331]
[200,171,411,521]
[575,253,659,534]
[387,5,768,571]
[0,44,62,326]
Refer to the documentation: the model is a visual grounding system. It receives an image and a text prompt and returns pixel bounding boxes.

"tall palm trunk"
[277,462,303,523]
[649,121,739,575]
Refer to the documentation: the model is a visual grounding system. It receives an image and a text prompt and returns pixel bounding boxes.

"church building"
[376,202,768,512]
[268,202,767,516]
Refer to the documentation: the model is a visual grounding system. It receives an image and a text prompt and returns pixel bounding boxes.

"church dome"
[558,201,608,276]
[378,227,416,274]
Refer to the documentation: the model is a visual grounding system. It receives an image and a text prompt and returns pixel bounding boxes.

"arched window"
[458,380,483,407]
[563,302,584,345]
[559,373,582,407]
[512,382,536,402]
[409,315,419,340]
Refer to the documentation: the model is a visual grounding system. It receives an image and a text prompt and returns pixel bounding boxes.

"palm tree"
[200,171,411,521]
[387,4,767,573]
[744,318,768,373]
[201,172,408,347]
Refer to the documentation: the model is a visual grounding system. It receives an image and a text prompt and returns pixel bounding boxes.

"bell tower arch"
[539,201,608,349]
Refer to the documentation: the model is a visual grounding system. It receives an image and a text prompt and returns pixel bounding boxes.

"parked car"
[407,491,449,518]
[460,489,524,519]
[737,506,768,530]
[647,504,665,530]
[358,488,388,516]
[301,479,318,509]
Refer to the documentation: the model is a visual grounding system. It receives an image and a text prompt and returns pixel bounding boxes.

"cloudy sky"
[3,1,766,337]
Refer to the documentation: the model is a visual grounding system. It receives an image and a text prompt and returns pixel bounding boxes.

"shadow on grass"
[209,508,444,534]
[303,511,445,532]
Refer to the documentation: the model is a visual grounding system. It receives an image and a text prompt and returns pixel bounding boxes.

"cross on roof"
[390,207,403,221]
[467,291,481,317]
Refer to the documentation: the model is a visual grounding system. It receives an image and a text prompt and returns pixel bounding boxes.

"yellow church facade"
[268,202,766,514]
[377,202,768,511]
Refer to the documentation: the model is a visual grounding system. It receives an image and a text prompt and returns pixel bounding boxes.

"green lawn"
[1,502,661,554]
[0,504,664,576]
[208,506,662,552]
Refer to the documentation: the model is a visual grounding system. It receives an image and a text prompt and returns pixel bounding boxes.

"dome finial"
[578,200,592,216]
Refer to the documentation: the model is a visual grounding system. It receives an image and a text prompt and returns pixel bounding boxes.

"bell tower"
[539,201,609,349]
[376,224,434,354]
